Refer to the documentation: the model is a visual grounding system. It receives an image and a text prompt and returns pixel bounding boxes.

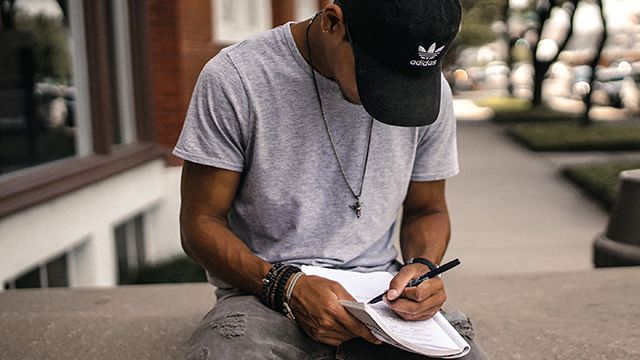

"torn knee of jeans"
[450,316,475,340]
[444,310,475,340]
[187,347,209,360]
[210,311,247,338]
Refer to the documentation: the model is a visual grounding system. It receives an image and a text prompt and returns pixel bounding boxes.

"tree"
[509,0,609,124]
[530,0,579,106]
[580,0,607,126]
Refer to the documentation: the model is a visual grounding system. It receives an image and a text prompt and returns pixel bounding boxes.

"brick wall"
[147,0,326,165]
[148,0,219,163]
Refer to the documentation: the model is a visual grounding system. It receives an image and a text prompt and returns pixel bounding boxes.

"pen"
[367,258,461,304]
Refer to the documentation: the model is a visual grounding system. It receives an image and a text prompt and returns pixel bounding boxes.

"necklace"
[305,13,373,219]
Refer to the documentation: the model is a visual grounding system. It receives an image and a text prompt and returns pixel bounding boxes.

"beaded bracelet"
[261,263,301,313]
[272,266,299,313]
[261,263,285,307]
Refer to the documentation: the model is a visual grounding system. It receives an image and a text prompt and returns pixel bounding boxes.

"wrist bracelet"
[260,263,301,314]
[273,266,299,313]
[261,263,285,308]
[406,257,438,270]
[283,272,305,320]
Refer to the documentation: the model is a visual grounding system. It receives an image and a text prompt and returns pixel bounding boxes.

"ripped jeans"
[186,288,489,360]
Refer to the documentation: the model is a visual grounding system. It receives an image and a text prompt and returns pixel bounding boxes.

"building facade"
[0,0,326,291]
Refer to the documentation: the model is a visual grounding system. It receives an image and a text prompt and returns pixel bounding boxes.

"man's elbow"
[179,210,201,261]
[180,231,195,259]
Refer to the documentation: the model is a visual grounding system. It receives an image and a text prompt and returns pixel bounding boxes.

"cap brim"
[356,49,442,127]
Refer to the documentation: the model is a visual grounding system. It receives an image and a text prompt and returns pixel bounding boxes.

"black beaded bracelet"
[273,266,300,313]
[261,263,285,307]
[269,266,289,310]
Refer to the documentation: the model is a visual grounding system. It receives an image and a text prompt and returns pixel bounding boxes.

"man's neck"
[290,19,334,80]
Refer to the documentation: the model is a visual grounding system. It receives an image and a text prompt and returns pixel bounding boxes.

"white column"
[86,226,118,286]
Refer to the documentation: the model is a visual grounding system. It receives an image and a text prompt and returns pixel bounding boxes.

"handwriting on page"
[370,303,459,349]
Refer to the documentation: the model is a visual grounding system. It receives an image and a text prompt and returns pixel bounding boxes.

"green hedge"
[562,161,640,210]
[507,122,640,151]
[125,256,207,285]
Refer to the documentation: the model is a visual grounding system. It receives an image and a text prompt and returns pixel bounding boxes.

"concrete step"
[1,267,638,359]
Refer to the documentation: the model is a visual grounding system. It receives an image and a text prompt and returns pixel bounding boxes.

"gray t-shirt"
[173,23,458,280]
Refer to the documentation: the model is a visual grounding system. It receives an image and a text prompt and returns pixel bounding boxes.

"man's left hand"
[384,263,446,321]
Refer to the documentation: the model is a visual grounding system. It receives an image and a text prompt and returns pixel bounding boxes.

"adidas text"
[410,59,437,66]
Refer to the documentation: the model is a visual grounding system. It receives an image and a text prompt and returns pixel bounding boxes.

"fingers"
[402,277,445,302]
[291,276,381,346]
[334,306,382,345]
[387,263,429,301]
[394,303,441,321]
[387,276,446,321]
[301,315,355,346]
[331,283,383,345]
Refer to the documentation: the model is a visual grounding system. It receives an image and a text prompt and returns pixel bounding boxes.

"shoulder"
[416,75,455,137]
[439,73,454,110]
[216,25,290,75]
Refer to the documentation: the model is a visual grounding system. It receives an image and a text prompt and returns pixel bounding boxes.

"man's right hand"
[288,275,382,346]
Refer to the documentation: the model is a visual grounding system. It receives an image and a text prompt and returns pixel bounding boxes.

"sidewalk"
[445,121,609,276]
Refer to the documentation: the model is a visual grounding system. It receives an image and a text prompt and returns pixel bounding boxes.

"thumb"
[387,265,424,301]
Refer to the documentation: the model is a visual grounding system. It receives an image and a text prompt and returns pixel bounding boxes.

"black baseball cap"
[336,0,462,127]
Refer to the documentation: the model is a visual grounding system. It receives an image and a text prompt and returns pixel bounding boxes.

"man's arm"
[179,161,379,346]
[400,179,450,264]
[179,161,270,295]
[386,179,450,320]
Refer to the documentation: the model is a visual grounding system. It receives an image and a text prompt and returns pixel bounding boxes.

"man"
[175,0,487,359]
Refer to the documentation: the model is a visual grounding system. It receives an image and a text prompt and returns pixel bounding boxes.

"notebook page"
[369,302,460,350]
[433,314,472,355]
[301,265,393,303]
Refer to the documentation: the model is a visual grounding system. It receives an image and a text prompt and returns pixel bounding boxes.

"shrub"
[507,122,640,151]
[475,97,578,123]
[126,256,207,285]
[562,161,640,210]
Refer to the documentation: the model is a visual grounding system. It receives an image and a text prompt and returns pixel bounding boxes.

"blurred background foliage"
[457,0,507,47]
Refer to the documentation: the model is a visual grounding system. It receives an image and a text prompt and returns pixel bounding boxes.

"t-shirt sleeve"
[411,77,459,181]
[172,53,249,172]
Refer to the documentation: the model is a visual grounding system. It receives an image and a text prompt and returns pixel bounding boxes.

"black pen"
[367,258,461,304]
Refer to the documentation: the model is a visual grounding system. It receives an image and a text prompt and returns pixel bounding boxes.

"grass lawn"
[562,161,640,210]
[506,121,640,151]
[474,97,578,123]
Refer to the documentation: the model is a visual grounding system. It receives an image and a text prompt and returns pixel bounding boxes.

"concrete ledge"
[1,268,639,359]
[445,267,640,360]
[0,284,215,360]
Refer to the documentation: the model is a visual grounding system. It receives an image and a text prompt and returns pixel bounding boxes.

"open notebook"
[301,265,470,359]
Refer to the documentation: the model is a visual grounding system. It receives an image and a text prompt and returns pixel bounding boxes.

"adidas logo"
[410,43,445,67]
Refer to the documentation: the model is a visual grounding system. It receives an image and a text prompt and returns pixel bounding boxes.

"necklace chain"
[305,13,373,219]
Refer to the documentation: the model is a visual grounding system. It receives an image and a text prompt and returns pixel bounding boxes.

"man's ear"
[320,4,346,39]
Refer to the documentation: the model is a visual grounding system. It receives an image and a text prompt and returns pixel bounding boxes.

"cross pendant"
[351,199,363,219]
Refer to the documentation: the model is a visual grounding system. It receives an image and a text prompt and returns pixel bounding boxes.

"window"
[0,0,162,219]
[0,0,78,176]
[114,213,146,284]
[212,0,272,44]
[4,253,69,290]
